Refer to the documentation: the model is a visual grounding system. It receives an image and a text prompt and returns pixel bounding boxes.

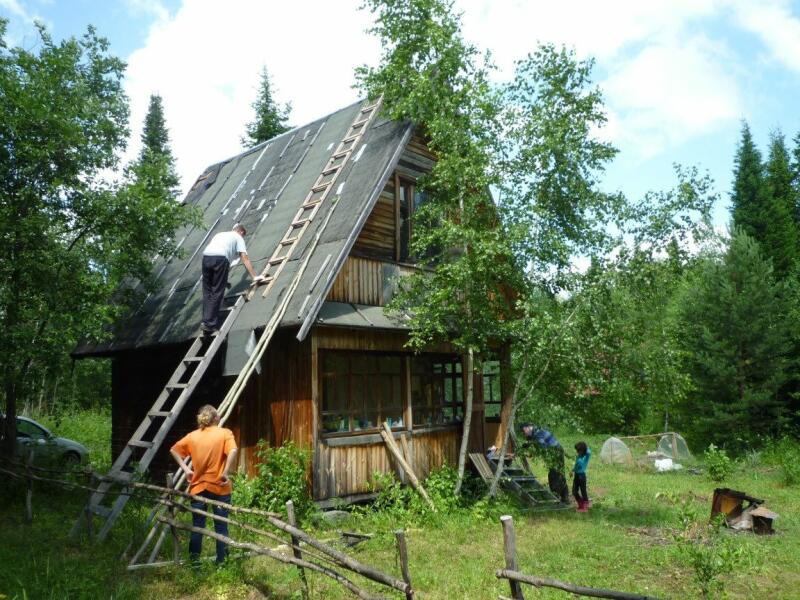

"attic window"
[396,176,428,262]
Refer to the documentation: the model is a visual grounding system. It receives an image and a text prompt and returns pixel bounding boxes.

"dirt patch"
[625,526,673,546]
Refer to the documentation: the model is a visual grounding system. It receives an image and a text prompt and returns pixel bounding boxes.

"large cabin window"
[320,351,464,436]
[410,355,464,427]
[321,352,404,435]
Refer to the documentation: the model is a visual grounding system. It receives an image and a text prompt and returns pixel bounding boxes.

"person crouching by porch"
[170,405,237,564]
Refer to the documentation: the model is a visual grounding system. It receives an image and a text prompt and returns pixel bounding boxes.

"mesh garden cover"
[657,433,691,459]
[600,437,633,465]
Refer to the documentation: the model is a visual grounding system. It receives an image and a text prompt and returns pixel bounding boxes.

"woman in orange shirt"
[170,405,238,564]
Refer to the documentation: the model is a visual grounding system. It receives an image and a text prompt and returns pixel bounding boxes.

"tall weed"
[232,440,313,521]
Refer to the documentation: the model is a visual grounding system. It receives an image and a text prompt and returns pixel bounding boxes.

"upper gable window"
[397,177,428,263]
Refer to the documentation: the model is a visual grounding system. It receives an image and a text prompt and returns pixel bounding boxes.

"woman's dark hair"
[575,441,588,455]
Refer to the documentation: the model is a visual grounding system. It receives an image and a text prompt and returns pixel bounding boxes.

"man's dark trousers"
[202,255,229,329]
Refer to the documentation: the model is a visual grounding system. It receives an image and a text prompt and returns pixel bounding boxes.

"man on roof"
[201,224,261,333]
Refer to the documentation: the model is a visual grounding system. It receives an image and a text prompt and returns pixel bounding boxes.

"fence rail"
[0,456,413,599]
[496,515,660,600]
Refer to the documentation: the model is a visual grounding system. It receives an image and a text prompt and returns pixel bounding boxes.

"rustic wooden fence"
[497,515,660,600]
[0,456,413,600]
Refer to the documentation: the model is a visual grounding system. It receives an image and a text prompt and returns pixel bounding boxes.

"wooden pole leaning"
[394,530,414,600]
[379,422,435,511]
[25,450,34,523]
[500,515,524,600]
[84,467,94,542]
[286,500,309,599]
[157,516,386,600]
[166,474,180,565]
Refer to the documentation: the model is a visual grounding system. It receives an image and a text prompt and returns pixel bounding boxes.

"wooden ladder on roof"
[70,294,248,541]
[246,100,381,301]
[71,99,383,547]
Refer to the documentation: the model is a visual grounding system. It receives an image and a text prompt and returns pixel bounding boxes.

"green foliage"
[132,94,180,201]
[673,230,793,449]
[232,441,312,521]
[242,66,291,147]
[0,21,196,454]
[704,444,734,482]
[500,44,624,277]
[763,436,800,486]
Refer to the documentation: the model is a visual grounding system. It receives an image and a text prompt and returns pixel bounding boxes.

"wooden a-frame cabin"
[75,99,512,504]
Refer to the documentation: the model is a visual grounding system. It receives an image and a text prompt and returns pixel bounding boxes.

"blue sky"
[3,0,800,231]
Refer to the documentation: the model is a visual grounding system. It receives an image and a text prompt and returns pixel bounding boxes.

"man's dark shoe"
[200,323,217,335]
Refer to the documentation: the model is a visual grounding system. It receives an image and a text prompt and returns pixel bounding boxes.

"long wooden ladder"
[71,294,248,541]
[126,99,383,566]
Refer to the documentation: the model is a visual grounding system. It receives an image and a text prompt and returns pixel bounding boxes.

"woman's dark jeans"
[189,490,231,563]
[572,472,588,503]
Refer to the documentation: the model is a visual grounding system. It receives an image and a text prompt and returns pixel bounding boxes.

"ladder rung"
[90,504,112,517]
[128,440,154,449]
[148,410,171,418]
[183,357,203,363]
[291,219,310,228]
[269,256,287,265]
[311,182,331,193]
[301,199,322,209]
[281,237,298,246]
[108,470,134,483]
[167,383,189,389]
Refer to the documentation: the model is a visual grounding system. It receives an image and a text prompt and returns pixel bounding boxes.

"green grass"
[1,413,798,599]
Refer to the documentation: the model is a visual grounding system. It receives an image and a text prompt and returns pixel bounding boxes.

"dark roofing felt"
[75,100,413,356]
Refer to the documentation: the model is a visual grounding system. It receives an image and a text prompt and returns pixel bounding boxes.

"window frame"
[318,350,466,439]
[320,350,407,438]
[482,360,502,422]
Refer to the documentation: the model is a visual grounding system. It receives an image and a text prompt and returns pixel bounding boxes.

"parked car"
[1,414,89,467]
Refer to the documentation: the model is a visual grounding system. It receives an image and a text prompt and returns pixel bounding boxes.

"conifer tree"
[675,230,792,449]
[134,94,180,201]
[242,66,291,147]
[763,131,798,278]
[791,131,800,225]
[731,122,768,241]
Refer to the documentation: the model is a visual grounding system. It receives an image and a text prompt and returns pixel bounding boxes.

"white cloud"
[602,35,742,158]
[124,0,169,23]
[124,0,798,194]
[731,0,800,72]
[124,0,379,194]
[0,0,29,19]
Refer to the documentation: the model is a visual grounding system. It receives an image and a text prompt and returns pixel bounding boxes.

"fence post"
[500,515,525,600]
[286,500,309,599]
[166,474,180,565]
[25,450,34,523]
[84,468,94,542]
[394,529,414,600]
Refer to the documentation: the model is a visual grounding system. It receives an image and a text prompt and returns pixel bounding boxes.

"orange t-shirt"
[171,426,237,495]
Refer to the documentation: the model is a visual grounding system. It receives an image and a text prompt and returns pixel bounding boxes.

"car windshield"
[17,418,48,440]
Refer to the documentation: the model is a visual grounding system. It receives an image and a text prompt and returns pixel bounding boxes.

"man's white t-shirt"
[203,231,247,264]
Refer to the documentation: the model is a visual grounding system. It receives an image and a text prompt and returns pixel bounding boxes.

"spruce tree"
[135,94,180,200]
[792,131,800,226]
[731,122,768,241]
[763,131,798,278]
[242,66,291,147]
[675,230,791,448]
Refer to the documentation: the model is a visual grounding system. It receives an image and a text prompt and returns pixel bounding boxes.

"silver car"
[12,416,89,467]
